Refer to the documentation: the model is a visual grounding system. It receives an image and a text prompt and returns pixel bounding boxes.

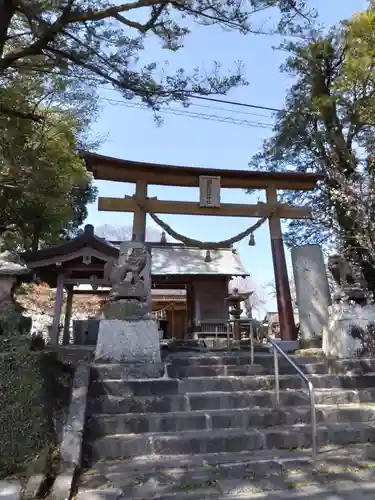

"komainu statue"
[104,244,150,303]
[328,254,368,303]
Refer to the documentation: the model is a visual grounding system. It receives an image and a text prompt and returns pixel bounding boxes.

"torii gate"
[81,151,324,341]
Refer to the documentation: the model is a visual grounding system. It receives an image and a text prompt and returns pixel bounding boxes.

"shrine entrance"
[81,151,324,341]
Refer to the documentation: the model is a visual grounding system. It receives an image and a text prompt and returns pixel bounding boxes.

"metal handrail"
[266,336,318,459]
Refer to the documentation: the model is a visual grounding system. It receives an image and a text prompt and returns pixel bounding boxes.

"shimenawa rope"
[137,202,276,249]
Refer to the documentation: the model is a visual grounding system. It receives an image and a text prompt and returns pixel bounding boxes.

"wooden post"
[62,287,73,345]
[51,273,64,345]
[132,180,147,241]
[266,186,296,341]
[186,283,194,340]
[171,303,175,340]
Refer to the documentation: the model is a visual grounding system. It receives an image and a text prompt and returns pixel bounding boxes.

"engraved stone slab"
[291,244,331,342]
[95,319,162,370]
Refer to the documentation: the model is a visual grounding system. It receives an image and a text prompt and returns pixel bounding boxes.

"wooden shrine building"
[22,225,249,344]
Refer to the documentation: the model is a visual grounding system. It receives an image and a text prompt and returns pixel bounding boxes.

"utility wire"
[188,95,281,113]
[101,97,275,128]
[189,102,273,118]
[100,86,281,113]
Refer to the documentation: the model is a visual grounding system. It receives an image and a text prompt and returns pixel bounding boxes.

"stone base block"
[299,338,323,350]
[103,299,151,321]
[323,303,375,359]
[267,340,300,353]
[95,319,162,376]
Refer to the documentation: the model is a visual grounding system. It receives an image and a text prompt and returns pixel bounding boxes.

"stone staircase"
[76,352,375,499]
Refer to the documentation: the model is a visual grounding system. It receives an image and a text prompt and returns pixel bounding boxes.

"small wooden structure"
[81,151,324,341]
[22,226,249,344]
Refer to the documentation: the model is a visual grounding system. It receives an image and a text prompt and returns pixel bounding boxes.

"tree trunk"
[0,0,15,59]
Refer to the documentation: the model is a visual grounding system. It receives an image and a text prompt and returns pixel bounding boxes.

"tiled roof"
[149,246,248,276]
[107,243,249,276]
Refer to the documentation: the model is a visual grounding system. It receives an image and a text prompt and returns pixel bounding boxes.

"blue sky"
[85,0,368,318]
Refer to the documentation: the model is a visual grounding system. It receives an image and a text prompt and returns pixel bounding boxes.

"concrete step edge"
[88,420,375,441]
[87,404,375,420]
[92,373,375,383]
[76,479,375,500]
[90,387,375,399]
[219,480,375,500]
[81,443,375,470]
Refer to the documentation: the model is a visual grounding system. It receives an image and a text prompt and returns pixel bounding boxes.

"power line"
[100,86,281,114]
[100,97,275,128]
[190,101,273,118]
[189,95,281,113]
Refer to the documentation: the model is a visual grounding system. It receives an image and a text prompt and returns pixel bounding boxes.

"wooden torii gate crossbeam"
[81,151,324,341]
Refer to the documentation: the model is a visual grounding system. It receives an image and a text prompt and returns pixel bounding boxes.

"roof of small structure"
[22,225,249,278]
[81,151,325,190]
[147,245,247,276]
[22,224,119,261]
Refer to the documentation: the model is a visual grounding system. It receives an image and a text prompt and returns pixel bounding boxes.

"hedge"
[0,316,72,479]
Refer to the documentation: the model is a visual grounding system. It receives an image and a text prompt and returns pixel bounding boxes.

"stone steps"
[77,354,375,499]
[75,479,375,500]
[87,421,375,460]
[164,353,319,365]
[86,405,375,438]
[164,353,375,369]
[89,374,375,396]
[87,388,375,414]
[167,363,328,377]
[91,357,375,380]
[77,444,375,499]
[165,354,319,369]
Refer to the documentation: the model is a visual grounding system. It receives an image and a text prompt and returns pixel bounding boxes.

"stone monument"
[323,254,375,358]
[94,242,162,377]
[291,244,331,347]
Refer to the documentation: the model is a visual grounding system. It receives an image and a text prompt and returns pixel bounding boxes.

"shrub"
[0,315,72,479]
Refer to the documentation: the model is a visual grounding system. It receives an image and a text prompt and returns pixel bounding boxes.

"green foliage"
[0,338,69,479]
[0,72,98,251]
[0,0,315,119]
[249,6,375,288]
[0,311,31,340]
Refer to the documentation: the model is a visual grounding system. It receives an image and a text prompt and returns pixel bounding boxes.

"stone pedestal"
[267,339,300,353]
[323,302,375,358]
[96,242,162,378]
[291,244,331,346]
[95,319,162,378]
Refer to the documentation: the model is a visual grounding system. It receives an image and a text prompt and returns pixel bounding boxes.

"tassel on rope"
[249,234,255,246]
[160,231,167,244]
[205,250,212,262]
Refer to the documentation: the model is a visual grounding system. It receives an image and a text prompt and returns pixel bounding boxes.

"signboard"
[199,176,221,208]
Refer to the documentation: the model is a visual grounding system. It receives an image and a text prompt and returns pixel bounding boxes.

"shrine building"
[22,225,249,345]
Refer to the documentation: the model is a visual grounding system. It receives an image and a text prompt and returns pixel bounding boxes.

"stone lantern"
[225,288,253,342]
[0,250,31,334]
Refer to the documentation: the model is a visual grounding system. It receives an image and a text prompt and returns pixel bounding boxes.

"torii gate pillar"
[267,186,296,341]
[132,180,147,242]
